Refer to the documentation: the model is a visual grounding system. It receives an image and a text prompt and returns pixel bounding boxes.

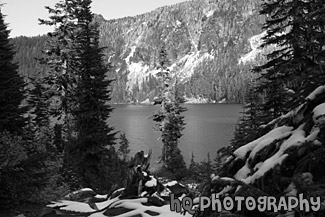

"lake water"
[109,104,242,169]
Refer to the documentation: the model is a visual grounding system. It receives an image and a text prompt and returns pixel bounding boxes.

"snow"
[184,96,209,104]
[49,195,191,217]
[307,85,325,100]
[240,124,317,184]
[234,163,250,180]
[306,127,319,142]
[205,10,214,18]
[126,42,213,93]
[313,103,325,123]
[125,46,136,64]
[211,176,234,182]
[94,194,107,199]
[280,124,305,151]
[140,98,152,105]
[248,128,292,160]
[170,51,214,82]
[140,191,148,197]
[234,126,293,159]
[126,62,151,91]
[164,181,178,187]
[244,154,288,184]
[47,200,96,213]
[96,197,120,210]
[117,200,192,217]
[80,188,94,192]
[144,176,157,187]
[93,198,191,217]
[239,31,267,64]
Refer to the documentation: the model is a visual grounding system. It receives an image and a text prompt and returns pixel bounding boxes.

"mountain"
[12,0,265,104]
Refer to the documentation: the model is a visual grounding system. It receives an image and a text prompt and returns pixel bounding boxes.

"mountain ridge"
[12,0,265,104]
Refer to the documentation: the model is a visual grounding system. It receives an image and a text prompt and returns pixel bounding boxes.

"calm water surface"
[109,104,242,168]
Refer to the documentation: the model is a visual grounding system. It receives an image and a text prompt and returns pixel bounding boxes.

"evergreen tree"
[0,7,26,135]
[253,0,312,120]
[39,0,85,190]
[40,0,117,192]
[27,77,53,149]
[153,44,187,180]
[231,84,263,150]
[39,0,87,144]
[291,0,325,104]
[72,0,116,192]
[118,132,130,162]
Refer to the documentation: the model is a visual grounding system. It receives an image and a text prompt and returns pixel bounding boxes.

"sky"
[1,0,188,38]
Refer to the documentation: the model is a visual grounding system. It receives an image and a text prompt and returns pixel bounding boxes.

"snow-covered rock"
[197,85,325,217]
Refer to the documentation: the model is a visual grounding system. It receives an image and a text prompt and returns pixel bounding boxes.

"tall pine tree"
[0,7,26,135]
[73,0,117,191]
[254,0,312,120]
[40,0,117,192]
[153,44,187,180]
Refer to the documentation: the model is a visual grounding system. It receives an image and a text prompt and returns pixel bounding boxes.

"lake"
[109,104,242,169]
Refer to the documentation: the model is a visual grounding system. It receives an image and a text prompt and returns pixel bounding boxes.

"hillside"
[12,0,265,104]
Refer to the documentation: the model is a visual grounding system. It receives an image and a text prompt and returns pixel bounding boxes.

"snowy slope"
[197,85,325,217]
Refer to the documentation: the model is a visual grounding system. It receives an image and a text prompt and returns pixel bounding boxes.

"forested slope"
[12,0,265,103]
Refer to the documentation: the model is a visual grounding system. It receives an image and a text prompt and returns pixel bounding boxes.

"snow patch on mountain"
[185,96,210,104]
[125,46,136,64]
[205,10,215,18]
[170,51,214,82]
[126,50,214,92]
[126,62,152,91]
[238,31,266,64]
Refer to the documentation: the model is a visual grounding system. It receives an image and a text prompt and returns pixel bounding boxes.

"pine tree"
[291,0,325,104]
[118,132,130,162]
[153,44,187,180]
[71,0,116,191]
[253,0,312,119]
[231,84,263,150]
[27,78,51,137]
[0,7,26,135]
[39,0,85,190]
[40,0,117,192]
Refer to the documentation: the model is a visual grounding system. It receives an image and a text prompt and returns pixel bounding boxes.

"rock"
[40,208,64,217]
[103,207,133,216]
[165,181,189,198]
[227,157,245,176]
[146,195,165,207]
[110,188,125,199]
[144,210,160,216]
[64,188,97,202]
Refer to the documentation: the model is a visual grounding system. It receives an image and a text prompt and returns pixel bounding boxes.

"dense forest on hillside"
[12,0,265,104]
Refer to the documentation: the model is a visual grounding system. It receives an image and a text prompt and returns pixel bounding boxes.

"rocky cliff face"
[96,0,264,103]
[13,0,265,104]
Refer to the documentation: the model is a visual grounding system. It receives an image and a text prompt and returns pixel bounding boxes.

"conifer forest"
[1,0,325,216]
